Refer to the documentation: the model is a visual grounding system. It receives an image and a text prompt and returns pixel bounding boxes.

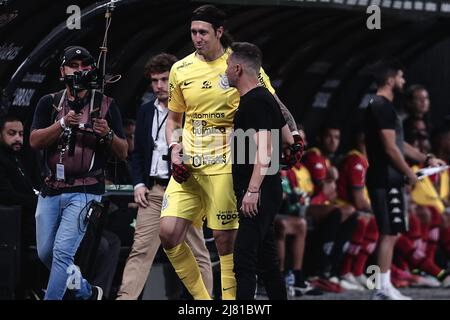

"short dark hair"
[0,114,22,132]
[372,60,404,87]
[144,53,178,79]
[405,84,427,104]
[230,42,262,74]
[192,5,233,48]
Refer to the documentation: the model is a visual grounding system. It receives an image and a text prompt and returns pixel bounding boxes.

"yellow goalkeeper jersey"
[168,48,275,175]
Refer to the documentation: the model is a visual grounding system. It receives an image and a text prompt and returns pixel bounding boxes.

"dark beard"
[11,143,22,153]
[0,142,21,154]
[393,85,403,95]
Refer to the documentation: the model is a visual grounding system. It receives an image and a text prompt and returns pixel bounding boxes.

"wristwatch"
[105,129,114,143]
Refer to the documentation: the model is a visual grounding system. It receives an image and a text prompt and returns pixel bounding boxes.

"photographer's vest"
[45,89,112,189]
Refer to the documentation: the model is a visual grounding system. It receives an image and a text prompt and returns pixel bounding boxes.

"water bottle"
[285,270,295,298]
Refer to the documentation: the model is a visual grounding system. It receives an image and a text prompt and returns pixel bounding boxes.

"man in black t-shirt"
[364,61,445,300]
[227,42,296,300]
[30,46,128,300]
[0,115,41,246]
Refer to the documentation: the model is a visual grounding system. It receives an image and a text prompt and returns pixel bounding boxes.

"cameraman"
[30,46,127,300]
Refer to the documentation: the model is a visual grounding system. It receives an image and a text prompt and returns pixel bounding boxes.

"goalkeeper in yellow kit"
[159,4,302,300]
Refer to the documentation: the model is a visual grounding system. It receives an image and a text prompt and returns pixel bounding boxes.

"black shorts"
[368,186,408,235]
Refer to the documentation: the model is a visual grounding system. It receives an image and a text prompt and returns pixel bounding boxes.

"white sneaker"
[389,285,412,300]
[294,281,314,296]
[355,274,370,289]
[341,273,366,291]
[371,288,395,300]
[371,286,411,300]
[329,276,361,291]
[411,275,441,288]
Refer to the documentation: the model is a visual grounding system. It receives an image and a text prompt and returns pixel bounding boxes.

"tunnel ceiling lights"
[203,0,450,14]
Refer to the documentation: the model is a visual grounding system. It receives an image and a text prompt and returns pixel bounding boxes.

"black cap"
[61,46,95,67]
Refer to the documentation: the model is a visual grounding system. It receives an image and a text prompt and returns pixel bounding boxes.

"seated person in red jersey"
[335,129,379,289]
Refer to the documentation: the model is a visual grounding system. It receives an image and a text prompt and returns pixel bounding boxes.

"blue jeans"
[35,192,102,300]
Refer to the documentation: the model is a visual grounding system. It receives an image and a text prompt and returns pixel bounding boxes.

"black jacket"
[131,98,170,187]
[0,145,42,244]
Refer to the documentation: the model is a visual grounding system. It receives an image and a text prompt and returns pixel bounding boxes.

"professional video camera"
[64,68,102,92]
[63,68,102,114]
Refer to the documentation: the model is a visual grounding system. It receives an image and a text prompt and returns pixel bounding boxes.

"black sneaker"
[294,281,323,296]
[89,286,103,300]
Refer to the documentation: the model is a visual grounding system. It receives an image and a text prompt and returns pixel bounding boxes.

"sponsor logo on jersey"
[176,61,193,70]
[191,154,227,167]
[216,210,238,225]
[202,80,212,89]
[219,74,229,90]
[168,83,175,102]
[192,112,225,119]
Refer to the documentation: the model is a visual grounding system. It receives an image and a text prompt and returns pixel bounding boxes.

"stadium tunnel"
[1,0,450,150]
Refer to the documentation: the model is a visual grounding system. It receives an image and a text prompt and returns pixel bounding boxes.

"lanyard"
[15,156,26,178]
[154,107,168,142]
[15,156,38,194]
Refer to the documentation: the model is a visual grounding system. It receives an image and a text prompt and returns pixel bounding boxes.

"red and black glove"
[168,144,191,184]
[282,134,305,169]
[172,163,191,183]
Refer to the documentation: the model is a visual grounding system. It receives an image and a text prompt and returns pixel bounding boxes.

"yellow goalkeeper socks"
[220,253,236,300]
[164,242,211,300]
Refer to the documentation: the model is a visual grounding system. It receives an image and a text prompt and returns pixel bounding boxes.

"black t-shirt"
[364,95,405,188]
[232,86,286,191]
[31,92,125,195]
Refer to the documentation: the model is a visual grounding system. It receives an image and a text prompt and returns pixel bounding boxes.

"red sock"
[395,234,416,262]
[406,213,421,239]
[418,258,442,277]
[341,255,354,276]
[395,254,409,270]
[397,215,423,270]
[400,213,421,270]
[426,206,441,260]
[398,235,440,276]
[352,218,368,243]
[341,218,366,275]
[353,217,378,276]
[396,218,442,277]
